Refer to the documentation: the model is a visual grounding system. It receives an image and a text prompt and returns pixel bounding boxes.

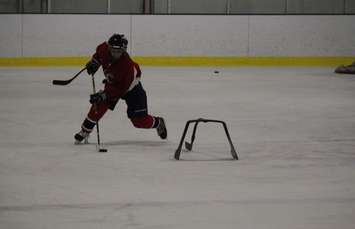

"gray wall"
[1,0,355,14]
[50,0,107,14]
[171,0,229,14]
[0,0,18,13]
[346,0,355,13]
[110,0,143,14]
[230,0,287,14]
[170,0,353,14]
[287,0,345,14]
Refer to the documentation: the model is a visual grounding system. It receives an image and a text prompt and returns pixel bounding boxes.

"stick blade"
[52,80,71,85]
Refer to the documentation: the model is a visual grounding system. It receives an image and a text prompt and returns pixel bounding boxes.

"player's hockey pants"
[82,83,158,133]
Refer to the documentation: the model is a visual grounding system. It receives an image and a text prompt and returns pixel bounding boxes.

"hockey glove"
[90,90,106,104]
[86,59,100,75]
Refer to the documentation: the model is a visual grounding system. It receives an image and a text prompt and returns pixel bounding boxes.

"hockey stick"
[90,74,108,153]
[52,67,87,85]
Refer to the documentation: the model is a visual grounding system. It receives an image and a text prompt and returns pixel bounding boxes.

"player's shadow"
[104,140,167,147]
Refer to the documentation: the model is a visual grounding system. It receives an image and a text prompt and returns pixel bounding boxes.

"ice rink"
[0,66,355,229]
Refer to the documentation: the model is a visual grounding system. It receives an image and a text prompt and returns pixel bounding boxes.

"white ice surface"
[0,67,355,229]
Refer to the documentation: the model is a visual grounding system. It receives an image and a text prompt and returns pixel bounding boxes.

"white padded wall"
[0,15,22,57]
[1,15,355,57]
[22,15,131,57]
[131,15,249,56]
[249,15,355,56]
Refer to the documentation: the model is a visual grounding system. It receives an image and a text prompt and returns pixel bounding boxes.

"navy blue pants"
[109,82,148,119]
[84,82,156,132]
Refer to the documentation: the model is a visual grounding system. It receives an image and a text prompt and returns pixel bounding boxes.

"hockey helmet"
[108,34,128,59]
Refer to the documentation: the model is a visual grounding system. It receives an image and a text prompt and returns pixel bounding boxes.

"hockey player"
[74,34,167,143]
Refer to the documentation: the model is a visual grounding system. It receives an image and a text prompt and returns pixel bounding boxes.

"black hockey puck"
[99,149,108,152]
[214,70,219,74]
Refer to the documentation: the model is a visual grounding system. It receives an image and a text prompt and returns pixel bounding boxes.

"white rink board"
[131,15,249,56]
[22,15,131,57]
[0,15,355,57]
[249,15,355,56]
[0,15,22,57]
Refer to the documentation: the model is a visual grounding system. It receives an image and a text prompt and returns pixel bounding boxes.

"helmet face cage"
[108,34,128,59]
[109,47,125,59]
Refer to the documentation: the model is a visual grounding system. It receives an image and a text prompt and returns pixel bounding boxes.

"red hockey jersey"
[92,42,141,100]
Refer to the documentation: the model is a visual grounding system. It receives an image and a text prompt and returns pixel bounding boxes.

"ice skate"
[156,117,167,139]
[74,130,90,144]
[335,61,355,74]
